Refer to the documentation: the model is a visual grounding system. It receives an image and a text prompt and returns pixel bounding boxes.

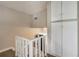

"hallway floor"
[0,49,55,57]
[0,49,15,57]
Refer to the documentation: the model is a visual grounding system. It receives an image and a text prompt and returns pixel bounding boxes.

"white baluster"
[45,35,47,57]
[42,37,44,57]
[20,39,22,57]
[38,38,41,57]
[16,37,18,57]
[24,40,28,57]
[18,38,21,57]
[29,41,33,57]
[21,39,25,57]
[35,40,37,57]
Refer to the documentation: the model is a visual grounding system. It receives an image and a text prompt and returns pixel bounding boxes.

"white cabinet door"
[63,21,78,57]
[51,22,62,56]
[47,2,52,53]
[51,1,61,21]
[62,1,77,20]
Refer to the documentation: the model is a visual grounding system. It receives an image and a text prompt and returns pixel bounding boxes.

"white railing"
[15,35,47,57]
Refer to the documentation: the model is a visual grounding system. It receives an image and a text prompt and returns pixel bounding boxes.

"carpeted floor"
[0,49,55,57]
[0,49,15,57]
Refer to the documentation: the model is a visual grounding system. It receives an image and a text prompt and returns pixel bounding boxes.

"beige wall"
[0,27,12,50]
[0,5,32,50]
[32,9,47,28]
[0,5,47,51]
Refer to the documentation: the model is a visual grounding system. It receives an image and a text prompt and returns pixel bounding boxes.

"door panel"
[62,1,77,20]
[63,21,78,57]
[51,1,61,21]
[51,22,62,56]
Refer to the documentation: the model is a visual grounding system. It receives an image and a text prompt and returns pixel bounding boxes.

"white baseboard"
[0,47,15,53]
[11,47,15,51]
[0,47,12,53]
[48,51,61,57]
[47,51,56,57]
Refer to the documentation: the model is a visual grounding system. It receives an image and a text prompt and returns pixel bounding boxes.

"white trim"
[0,47,15,53]
[0,47,12,53]
[47,52,56,57]
[47,51,61,57]
[11,47,15,51]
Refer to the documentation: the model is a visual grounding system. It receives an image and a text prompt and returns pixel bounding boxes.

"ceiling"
[0,1,47,15]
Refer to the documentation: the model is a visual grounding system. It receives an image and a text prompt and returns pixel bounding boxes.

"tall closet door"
[51,22,62,56]
[51,1,61,21]
[63,21,78,57]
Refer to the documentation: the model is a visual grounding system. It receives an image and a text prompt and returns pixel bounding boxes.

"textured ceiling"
[0,1,47,15]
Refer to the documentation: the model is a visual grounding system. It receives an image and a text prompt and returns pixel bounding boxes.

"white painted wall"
[0,5,32,51]
[32,9,47,28]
